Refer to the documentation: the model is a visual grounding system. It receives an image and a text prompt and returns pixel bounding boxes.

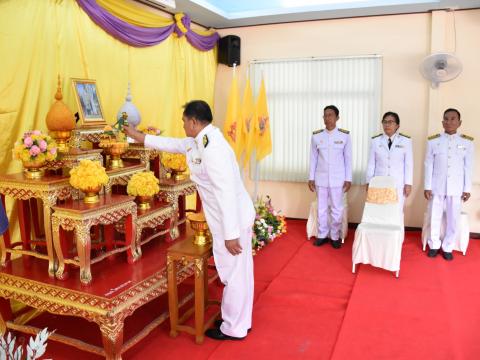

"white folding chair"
[421,211,470,256]
[352,176,404,278]
[306,194,348,243]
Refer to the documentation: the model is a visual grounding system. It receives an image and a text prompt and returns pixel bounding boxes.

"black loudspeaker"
[218,35,241,67]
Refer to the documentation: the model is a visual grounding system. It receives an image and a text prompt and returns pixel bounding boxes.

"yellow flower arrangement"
[161,152,187,172]
[127,171,160,197]
[13,130,58,163]
[69,160,109,190]
[138,125,163,136]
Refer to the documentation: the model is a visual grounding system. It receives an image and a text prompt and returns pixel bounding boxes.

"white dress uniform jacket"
[424,132,475,252]
[366,132,413,207]
[309,127,352,187]
[144,124,255,337]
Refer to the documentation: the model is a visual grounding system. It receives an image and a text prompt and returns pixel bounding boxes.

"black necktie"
[388,138,392,150]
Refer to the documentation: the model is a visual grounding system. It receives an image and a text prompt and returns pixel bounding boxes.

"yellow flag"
[241,77,255,167]
[223,69,243,159]
[253,77,272,161]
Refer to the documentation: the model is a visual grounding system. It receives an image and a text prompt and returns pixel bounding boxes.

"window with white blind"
[249,55,382,185]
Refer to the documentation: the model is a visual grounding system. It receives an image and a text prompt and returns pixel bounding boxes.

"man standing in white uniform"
[124,100,255,340]
[424,108,474,261]
[308,105,352,249]
[366,111,413,210]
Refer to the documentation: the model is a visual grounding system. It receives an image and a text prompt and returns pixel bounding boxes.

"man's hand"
[308,180,315,192]
[462,192,471,202]
[123,124,146,143]
[424,190,432,200]
[404,185,412,197]
[343,181,351,193]
[225,239,242,255]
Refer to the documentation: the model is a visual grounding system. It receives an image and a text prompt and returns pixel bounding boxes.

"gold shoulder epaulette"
[399,132,411,139]
[461,134,474,141]
[428,134,440,140]
[338,128,350,134]
[312,129,323,135]
[371,133,382,139]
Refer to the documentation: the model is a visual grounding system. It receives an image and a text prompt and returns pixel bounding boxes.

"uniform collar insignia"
[203,134,209,148]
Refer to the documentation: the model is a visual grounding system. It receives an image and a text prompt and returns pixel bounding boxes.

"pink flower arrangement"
[13,130,58,163]
[252,196,287,252]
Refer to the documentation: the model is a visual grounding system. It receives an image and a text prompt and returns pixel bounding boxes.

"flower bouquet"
[98,125,129,168]
[127,171,160,210]
[13,130,58,179]
[161,152,187,181]
[69,160,109,204]
[252,196,287,252]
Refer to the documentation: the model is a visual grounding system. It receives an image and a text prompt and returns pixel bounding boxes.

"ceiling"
[165,0,480,28]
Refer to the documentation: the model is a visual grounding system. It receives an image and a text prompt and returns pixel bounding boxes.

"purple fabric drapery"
[76,0,219,50]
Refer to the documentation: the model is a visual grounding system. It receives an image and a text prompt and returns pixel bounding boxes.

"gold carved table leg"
[52,217,67,280]
[167,255,179,338]
[42,198,57,277]
[0,235,6,267]
[170,195,180,240]
[194,257,206,344]
[100,316,125,360]
[75,223,92,285]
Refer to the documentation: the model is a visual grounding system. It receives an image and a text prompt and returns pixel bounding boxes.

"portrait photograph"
[71,78,106,126]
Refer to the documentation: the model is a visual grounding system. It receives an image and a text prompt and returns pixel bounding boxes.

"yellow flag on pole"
[253,77,271,162]
[241,77,255,167]
[223,68,243,159]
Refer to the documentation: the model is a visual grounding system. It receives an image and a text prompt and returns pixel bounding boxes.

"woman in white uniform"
[366,111,413,210]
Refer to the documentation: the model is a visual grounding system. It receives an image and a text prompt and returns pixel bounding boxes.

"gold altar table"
[158,178,197,240]
[135,199,175,256]
[105,161,146,194]
[0,230,195,360]
[0,173,73,276]
[51,194,137,285]
[167,238,220,344]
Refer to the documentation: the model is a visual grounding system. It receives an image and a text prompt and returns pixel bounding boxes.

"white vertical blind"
[249,55,382,184]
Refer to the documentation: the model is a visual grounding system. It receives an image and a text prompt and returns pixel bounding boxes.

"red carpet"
[37,220,480,359]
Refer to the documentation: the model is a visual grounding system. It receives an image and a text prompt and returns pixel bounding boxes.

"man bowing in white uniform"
[366,111,413,210]
[424,108,474,261]
[124,100,255,340]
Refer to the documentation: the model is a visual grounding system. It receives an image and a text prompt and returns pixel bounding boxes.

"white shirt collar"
[326,127,337,134]
[195,124,214,147]
[383,131,397,141]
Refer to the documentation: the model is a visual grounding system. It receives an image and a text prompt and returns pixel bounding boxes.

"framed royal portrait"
[71,78,106,127]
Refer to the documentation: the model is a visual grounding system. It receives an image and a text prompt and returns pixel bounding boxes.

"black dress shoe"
[215,319,251,333]
[313,238,328,246]
[427,249,438,257]
[205,328,245,341]
[331,240,341,249]
[442,252,453,261]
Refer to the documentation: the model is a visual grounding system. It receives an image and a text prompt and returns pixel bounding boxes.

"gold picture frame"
[71,78,106,127]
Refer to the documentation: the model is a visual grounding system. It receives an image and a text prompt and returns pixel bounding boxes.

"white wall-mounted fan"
[420,52,463,88]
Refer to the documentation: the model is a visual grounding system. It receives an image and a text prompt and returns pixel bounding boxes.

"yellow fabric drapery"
[96,0,216,36]
[0,0,217,238]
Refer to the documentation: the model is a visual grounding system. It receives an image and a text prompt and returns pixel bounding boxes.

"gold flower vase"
[170,168,187,181]
[187,212,211,246]
[22,159,46,179]
[100,142,128,169]
[81,185,102,204]
[136,195,152,211]
[49,130,71,153]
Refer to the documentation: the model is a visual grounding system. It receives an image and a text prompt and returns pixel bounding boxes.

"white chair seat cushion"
[352,223,404,272]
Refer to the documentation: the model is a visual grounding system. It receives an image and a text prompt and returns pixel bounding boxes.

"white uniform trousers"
[427,195,461,252]
[316,186,344,241]
[213,227,254,338]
